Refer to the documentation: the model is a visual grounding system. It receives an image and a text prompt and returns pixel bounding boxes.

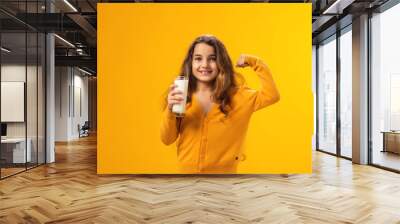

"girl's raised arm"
[237,54,280,112]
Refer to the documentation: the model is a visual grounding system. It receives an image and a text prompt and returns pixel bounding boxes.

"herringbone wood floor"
[1,134,400,224]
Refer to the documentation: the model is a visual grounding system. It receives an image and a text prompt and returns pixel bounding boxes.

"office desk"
[381,131,400,154]
[1,138,31,163]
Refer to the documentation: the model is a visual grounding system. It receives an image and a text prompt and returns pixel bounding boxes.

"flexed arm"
[236,54,280,111]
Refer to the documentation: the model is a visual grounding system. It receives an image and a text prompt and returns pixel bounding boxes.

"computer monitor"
[1,123,7,137]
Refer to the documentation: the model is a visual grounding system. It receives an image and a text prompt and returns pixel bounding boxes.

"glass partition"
[1,30,28,177]
[371,3,400,171]
[0,1,46,179]
[27,30,38,169]
[339,27,352,158]
[317,35,337,155]
[38,32,45,165]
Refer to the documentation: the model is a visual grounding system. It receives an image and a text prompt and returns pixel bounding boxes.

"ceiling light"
[63,0,78,12]
[322,0,355,15]
[78,67,93,76]
[1,47,11,53]
[54,34,75,48]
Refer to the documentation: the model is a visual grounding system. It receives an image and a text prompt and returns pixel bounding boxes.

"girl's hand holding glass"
[167,84,184,111]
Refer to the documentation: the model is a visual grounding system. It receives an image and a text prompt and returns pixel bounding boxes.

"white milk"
[172,77,189,116]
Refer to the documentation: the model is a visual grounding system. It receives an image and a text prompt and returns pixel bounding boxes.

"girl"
[160,35,280,174]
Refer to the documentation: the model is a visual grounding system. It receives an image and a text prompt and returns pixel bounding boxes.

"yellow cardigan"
[160,55,280,174]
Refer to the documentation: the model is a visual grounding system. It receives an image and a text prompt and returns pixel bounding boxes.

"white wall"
[55,67,89,141]
[55,67,70,141]
[312,45,316,151]
[1,63,46,164]
[1,65,38,137]
[1,65,26,136]
[72,73,89,137]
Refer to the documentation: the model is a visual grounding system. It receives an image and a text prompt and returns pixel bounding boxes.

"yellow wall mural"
[98,3,313,174]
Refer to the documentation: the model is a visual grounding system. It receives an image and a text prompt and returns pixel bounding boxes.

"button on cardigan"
[160,55,280,174]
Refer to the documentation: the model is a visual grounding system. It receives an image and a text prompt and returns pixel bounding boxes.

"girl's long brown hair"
[165,35,243,115]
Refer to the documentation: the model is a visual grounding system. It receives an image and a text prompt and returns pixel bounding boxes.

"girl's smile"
[198,70,213,76]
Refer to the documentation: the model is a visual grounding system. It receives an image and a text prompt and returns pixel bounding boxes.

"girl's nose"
[201,60,209,67]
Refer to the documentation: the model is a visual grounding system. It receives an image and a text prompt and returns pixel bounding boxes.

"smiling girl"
[160,35,280,174]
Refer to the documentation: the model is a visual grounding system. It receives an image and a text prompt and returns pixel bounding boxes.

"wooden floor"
[1,135,400,223]
[1,163,45,178]
[0,167,26,178]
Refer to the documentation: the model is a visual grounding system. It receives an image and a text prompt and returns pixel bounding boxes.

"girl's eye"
[194,58,201,61]
[209,57,216,61]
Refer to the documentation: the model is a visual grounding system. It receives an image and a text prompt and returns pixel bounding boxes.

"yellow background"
[98,3,313,174]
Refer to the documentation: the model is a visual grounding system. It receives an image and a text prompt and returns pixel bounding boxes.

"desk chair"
[78,121,90,138]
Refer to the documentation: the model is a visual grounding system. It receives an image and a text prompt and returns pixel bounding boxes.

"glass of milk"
[172,75,189,117]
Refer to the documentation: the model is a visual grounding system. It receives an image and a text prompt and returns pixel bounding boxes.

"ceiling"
[0,0,394,75]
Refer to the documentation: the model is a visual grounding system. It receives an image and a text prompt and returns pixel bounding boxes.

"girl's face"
[192,43,219,84]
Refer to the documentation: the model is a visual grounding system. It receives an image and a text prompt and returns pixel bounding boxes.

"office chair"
[79,121,90,138]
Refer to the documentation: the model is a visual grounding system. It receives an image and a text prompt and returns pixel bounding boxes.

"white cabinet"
[1,138,32,163]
